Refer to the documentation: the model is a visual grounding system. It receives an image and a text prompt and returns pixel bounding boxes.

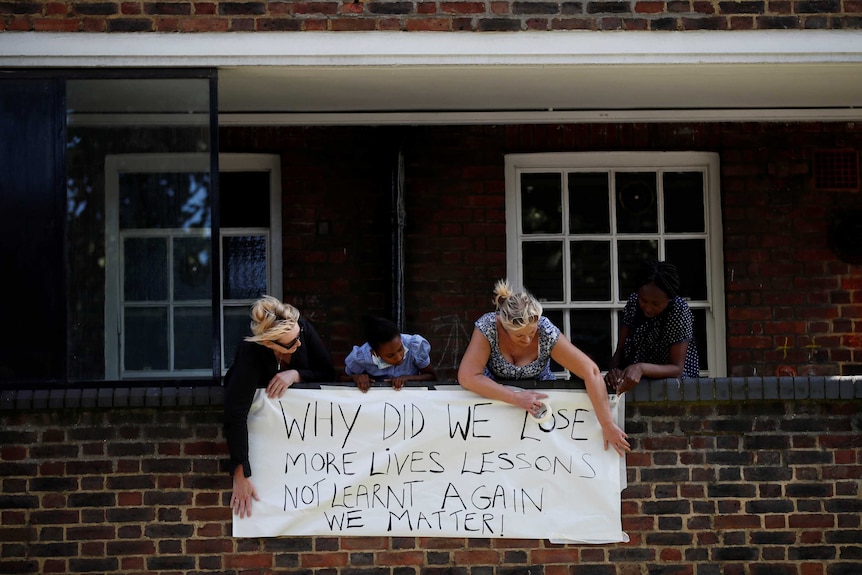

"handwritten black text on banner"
[234,388,625,542]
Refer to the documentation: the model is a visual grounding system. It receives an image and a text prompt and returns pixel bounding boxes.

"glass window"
[223,235,268,300]
[98,154,282,380]
[505,152,725,379]
[65,78,280,382]
[0,71,230,387]
[664,171,705,233]
[104,154,215,379]
[615,172,658,234]
[570,240,611,302]
[66,76,214,382]
[218,156,283,373]
[523,240,564,302]
[569,310,614,370]
[568,172,610,234]
[521,173,563,234]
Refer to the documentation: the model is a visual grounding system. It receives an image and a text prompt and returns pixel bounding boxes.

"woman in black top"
[223,295,334,518]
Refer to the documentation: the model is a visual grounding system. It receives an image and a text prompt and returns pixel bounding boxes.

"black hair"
[637,260,681,299]
[361,316,400,351]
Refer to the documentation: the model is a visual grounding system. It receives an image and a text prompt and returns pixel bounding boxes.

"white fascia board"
[1,30,862,68]
[219,109,862,126]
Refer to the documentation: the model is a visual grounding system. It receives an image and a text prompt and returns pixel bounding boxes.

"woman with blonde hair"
[223,295,334,518]
[458,280,630,456]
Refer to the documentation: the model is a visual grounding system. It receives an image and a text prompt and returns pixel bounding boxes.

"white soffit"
[1,30,862,124]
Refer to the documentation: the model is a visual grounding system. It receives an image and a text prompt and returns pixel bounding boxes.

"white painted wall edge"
[219,109,862,125]
[1,30,862,67]
[63,109,862,127]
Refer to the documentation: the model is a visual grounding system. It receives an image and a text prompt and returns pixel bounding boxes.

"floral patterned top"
[474,312,561,381]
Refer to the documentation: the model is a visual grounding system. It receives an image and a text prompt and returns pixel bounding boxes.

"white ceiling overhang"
[1,30,861,125]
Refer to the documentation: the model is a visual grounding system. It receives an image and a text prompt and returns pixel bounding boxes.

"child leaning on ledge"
[344,315,437,392]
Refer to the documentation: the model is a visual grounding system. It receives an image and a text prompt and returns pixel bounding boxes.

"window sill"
[624,375,862,402]
[0,386,224,410]
[1,376,860,411]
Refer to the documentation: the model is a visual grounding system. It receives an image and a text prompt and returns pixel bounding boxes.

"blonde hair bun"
[493,279,543,329]
[492,278,515,308]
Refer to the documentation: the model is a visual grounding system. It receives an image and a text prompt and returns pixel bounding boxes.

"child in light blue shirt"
[344,316,437,392]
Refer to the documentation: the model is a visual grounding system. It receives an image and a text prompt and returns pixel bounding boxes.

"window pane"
[569,310,613,371]
[124,307,168,371]
[617,239,658,297]
[615,172,658,234]
[174,306,212,370]
[66,78,209,115]
[521,173,562,234]
[523,241,563,301]
[692,309,708,372]
[570,241,611,302]
[568,172,610,234]
[174,236,212,301]
[508,153,720,378]
[124,238,167,301]
[665,240,708,300]
[223,305,252,371]
[221,172,271,228]
[223,235,268,300]
[663,172,705,233]
[119,172,211,230]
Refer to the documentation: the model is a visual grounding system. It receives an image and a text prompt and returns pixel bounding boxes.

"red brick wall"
[2,0,861,31]
[1,393,859,574]
[221,122,862,380]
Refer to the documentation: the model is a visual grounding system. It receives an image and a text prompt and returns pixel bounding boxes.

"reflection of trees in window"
[65,127,208,381]
[66,131,109,381]
[119,172,211,230]
[520,173,562,235]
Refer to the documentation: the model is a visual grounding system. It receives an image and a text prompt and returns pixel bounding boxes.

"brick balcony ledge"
[1,376,861,411]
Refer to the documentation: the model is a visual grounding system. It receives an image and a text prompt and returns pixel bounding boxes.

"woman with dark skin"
[223,295,335,518]
[605,261,700,394]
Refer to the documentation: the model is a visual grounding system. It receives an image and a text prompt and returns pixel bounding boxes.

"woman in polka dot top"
[605,261,700,394]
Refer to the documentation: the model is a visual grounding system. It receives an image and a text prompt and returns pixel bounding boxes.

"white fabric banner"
[233,387,626,543]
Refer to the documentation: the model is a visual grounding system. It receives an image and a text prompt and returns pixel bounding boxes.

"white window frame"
[504,151,726,378]
[105,153,281,380]
[218,154,282,375]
